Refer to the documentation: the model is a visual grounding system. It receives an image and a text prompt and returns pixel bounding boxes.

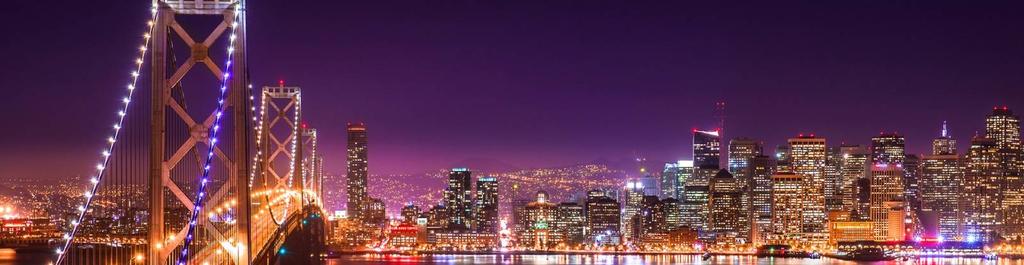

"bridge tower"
[251,86,304,251]
[149,0,251,264]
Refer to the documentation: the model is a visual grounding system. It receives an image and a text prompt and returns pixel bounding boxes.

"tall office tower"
[869,164,905,241]
[444,168,473,229]
[933,121,957,155]
[586,189,607,203]
[840,145,871,215]
[681,160,712,238]
[921,153,963,241]
[365,198,387,225]
[555,202,586,244]
[693,129,721,169]
[775,145,793,172]
[788,135,828,244]
[770,172,805,243]
[636,175,661,196]
[964,137,1002,243]
[475,177,499,233]
[661,161,694,199]
[987,107,1023,172]
[903,154,922,210]
[519,191,561,249]
[585,192,621,245]
[748,155,776,244]
[427,204,450,228]
[680,184,710,237]
[987,107,1024,238]
[661,198,683,231]
[824,146,844,211]
[621,180,646,240]
[346,122,369,220]
[856,179,872,222]
[856,177,871,221]
[728,138,763,180]
[636,196,664,242]
[401,204,422,224]
[709,170,749,244]
[871,133,906,166]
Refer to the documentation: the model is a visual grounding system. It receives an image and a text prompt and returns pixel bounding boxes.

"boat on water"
[702,252,712,260]
[837,248,896,261]
[808,251,821,259]
[984,252,998,260]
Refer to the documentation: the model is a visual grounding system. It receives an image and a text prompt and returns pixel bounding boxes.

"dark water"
[0,249,52,265]
[326,254,1020,265]
[2,251,1018,265]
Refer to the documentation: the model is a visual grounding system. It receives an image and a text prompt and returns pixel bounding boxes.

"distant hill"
[365,162,628,217]
[447,157,519,172]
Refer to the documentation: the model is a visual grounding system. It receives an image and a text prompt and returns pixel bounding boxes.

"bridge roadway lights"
[266,208,326,265]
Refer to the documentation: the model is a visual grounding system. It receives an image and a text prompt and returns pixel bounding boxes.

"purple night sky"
[1,1,1023,177]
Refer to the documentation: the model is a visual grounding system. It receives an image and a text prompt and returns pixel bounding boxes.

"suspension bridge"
[39,0,328,264]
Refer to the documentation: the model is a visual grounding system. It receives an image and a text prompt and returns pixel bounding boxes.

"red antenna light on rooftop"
[278,79,285,87]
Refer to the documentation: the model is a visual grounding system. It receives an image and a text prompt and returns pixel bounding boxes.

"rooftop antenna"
[715,101,726,168]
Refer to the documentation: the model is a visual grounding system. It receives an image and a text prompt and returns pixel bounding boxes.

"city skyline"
[3,1,1024,177]
[4,1,1024,263]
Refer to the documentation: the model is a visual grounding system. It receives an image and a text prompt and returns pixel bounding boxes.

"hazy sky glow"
[2,1,1023,177]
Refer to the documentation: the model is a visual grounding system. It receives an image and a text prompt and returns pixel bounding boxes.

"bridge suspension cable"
[175,3,244,265]
[54,4,159,265]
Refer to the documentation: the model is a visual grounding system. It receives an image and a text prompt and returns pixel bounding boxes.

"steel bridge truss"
[149,0,251,264]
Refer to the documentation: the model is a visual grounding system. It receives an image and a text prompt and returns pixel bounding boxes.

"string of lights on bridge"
[53,4,159,265]
[176,3,243,265]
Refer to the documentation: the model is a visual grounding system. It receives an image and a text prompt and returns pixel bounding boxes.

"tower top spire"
[941,120,948,138]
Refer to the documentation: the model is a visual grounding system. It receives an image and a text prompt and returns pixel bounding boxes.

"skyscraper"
[585,191,621,245]
[621,180,646,241]
[346,122,369,220]
[555,202,587,244]
[661,160,693,199]
[660,197,684,231]
[839,145,870,216]
[871,133,906,166]
[921,152,962,241]
[680,184,710,238]
[824,146,844,211]
[401,204,422,224]
[964,137,1002,242]
[475,177,499,233]
[728,138,763,180]
[986,107,1022,173]
[788,135,827,244]
[775,145,793,172]
[869,164,905,241]
[748,155,776,244]
[933,121,957,155]
[986,107,1024,238]
[709,170,749,244]
[770,172,805,243]
[693,129,721,169]
[635,195,663,242]
[903,154,922,210]
[518,191,561,249]
[445,168,473,229]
